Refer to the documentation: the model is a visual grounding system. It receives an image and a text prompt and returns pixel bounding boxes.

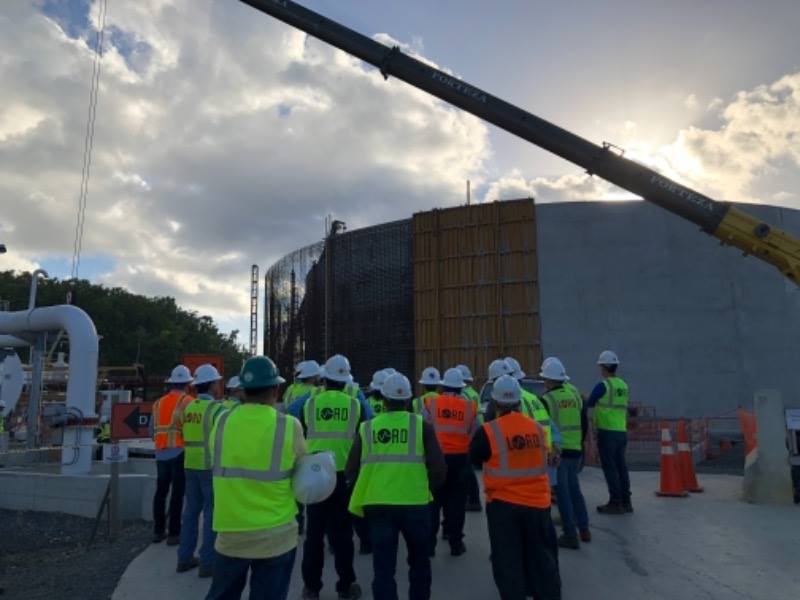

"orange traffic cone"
[656,426,688,497]
[677,420,703,493]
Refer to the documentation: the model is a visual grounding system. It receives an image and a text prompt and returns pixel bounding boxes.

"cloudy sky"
[1,0,799,346]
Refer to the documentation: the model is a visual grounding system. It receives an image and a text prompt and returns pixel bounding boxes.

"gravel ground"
[0,510,151,600]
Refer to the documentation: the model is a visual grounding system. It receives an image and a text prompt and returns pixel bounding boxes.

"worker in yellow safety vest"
[456,364,483,513]
[540,357,590,550]
[151,365,195,545]
[283,360,322,406]
[411,366,440,414]
[205,355,305,600]
[299,354,365,600]
[222,376,242,410]
[586,350,632,514]
[505,357,553,451]
[177,364,226,578]
[347,372,446,600]
[366,369,390,416]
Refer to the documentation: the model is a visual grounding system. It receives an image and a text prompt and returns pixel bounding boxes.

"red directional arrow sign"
[111,403,154,439]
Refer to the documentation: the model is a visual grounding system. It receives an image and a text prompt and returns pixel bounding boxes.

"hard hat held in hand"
[297,360,321,379]
[194,363,223,385]
[456,364,473,382]
[504,356,526,380]
[166,365,193,384]
[440,367,465,389]
[487,359,511,382]
[240,356,285,389]
[322,354,351,383]
[540,358,569,382]
[293,451,337,504]
[492,375,521,405]
[419,366,440,386]
[597,350,620,366]
[382,373,413,401]
[369,369,389,391]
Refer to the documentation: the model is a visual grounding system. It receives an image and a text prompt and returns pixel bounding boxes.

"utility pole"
[249,265,259,356]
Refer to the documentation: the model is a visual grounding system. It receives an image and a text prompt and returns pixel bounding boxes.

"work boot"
[152,532,167,544]
[176,557,199,573]
[623,500,634,513]
[302,588,320,600]
[198,564,213,579]
[338,583,362,600]
[596,502,625,515]
[557,535,580,550]
[465,501,482,512]
[359,540,372,555]
[450,540,467,556]
[580,529,592,543]
[166,535,180,546]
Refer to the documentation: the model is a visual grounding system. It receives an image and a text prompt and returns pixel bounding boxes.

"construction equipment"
[239,0,800,283]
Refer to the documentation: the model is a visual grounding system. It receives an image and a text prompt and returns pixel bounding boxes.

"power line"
[71,0,109,281]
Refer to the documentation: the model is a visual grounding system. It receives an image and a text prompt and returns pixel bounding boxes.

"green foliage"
[0,270,247,378]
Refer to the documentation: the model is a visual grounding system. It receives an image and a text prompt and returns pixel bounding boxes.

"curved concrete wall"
[536,200,800,417]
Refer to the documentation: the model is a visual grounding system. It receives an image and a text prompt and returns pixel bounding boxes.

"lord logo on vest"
[438,407,464,421]
[318,406,350,421]
[184,411,203,424]
[506,433,541,451]
[373,428,409,444]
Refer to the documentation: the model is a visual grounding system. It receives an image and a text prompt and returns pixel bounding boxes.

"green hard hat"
[239,356,285,389]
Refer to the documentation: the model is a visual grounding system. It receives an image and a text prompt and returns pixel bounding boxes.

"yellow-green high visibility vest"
[521,389,552,449]
[304,390,361,470]
[462,387,484,424]
[349,411,430,517]
[594,376,629,432]
[210,404,297,532]
[284,382,317,404]
[222,397,240,411]
[97,423,111,443]
[182,397,224,470]
[412,391,438,415]
[542,386,583,451]
[344,382,360,399]
[367,393,385,416]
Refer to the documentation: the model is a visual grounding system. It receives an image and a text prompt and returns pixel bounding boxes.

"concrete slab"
[113,468,799,600]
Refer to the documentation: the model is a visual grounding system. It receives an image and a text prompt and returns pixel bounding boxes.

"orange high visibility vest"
[482,411,550,508]
[153,390,192,450]
[427,393,474,455]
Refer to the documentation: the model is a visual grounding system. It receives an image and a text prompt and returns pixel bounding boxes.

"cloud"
[683,93,699,110]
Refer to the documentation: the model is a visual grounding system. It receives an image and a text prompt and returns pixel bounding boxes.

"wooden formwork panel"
[412,198,541,388]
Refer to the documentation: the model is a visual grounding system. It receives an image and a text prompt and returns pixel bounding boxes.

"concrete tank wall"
[536,200,800,417]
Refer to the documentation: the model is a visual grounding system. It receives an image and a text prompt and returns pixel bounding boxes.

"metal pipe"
[0,335,31,348]
[28,269,49,310]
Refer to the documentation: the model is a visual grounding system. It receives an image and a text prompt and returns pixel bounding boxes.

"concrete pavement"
[113,468,800,600]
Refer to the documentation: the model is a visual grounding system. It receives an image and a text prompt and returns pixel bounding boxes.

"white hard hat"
[440,367,465,389]
[419,366,441,386]
[540,358,568,382]
[597,350,620,366]
[166,365,193,384]
[369,369,389,391]
[492,375,521,406]
[322,354,351,383]
[541,357,570,382]
[456,364,473,383]
[294,361,307,377]
[487,359,512,382]
[298,360,321,379]
[194,363,223,385]
[382,373,413,401]
[504,357,526,380]
[292,451,337,504]
[225,375,241,390]
[383,367,397,375]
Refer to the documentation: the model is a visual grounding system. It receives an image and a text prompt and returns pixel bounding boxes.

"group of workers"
[145,349,631,600]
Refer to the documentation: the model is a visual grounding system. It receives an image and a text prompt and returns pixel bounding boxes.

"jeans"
[365,505,432,600]
[430,454,468,551]
[555,456,589,537]
[301,473,357,594]
[597,429,631,504]
[205,548,296,600]
[178,468,215,566]
[486,501,561,600]
[153,454,185,536]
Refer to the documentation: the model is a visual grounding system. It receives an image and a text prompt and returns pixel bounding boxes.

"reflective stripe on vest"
[212,408,292,482]
[484,419,548,479]
[362,416,424,465]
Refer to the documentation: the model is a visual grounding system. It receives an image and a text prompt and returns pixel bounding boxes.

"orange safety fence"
[737,407,758,455]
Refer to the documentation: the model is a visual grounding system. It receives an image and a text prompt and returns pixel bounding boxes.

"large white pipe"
[0,305,98,474]
[0,335,31,347]
[28,269,50,310]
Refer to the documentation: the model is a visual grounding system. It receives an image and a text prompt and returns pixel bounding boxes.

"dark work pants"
[302,473,356,594]
[486,501,561,600]
[465,464,481,507]
[153,453,185,536]
[430,453,468,551]
[205,548,296,600]
[352,515,370,545]
[366,505,432,600]
[597,429,631,504]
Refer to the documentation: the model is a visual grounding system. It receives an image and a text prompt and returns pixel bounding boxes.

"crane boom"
[240,0,800,282]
